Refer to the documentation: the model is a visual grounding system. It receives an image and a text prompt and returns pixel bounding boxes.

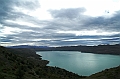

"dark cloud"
[1,36,13,42]
[0,0,40,21]
[14,0,40,10]
[84,11,120,31]
[49,8,86,19]
[0,0,120,46]
[0,0,13,21]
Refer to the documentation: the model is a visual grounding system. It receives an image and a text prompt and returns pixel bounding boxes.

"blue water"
[37,51,120,76]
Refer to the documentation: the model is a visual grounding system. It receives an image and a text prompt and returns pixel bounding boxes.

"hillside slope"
[84,66,120,79]
[0,46,84,79]
[0,46,120,79]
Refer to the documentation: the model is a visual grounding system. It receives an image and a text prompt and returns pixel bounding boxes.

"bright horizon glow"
[57,30,120,36]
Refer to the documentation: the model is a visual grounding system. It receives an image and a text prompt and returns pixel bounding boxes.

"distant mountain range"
[7,44,120,55]
[7,45,49,48]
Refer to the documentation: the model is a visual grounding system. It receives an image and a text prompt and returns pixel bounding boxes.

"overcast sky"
[0,0,120,46]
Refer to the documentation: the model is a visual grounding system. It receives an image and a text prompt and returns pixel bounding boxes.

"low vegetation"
[84,66,120,79]
[0,46,85,79]
[0,46,120,79]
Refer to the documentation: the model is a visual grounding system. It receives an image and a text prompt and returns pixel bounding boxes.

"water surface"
[37,51,120,76]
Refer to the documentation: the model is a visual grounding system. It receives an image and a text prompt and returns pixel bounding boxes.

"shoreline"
[1,46,120,79]
[35,44,120,55]
[36,50,120,55]
[36,51,120,76]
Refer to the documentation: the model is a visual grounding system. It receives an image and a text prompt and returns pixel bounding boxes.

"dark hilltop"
[9,44,120,55]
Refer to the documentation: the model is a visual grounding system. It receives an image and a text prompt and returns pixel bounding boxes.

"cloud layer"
[0,0,120,46]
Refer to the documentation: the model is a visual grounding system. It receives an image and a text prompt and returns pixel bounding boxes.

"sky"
[0,0,120,46]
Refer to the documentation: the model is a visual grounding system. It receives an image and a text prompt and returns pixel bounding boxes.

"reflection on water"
[37,51,120,76]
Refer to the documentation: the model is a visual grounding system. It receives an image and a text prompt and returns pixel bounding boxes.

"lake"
[37,51,120,76]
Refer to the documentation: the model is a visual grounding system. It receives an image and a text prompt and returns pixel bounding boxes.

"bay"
[37,51,120,76]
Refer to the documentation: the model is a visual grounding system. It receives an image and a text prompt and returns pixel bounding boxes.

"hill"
[8,44,120,55]
[0,46,84,79]
[34,44,120,55]
[84,66,120,79]
[52,44,120,55]
[1,46,120,79]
